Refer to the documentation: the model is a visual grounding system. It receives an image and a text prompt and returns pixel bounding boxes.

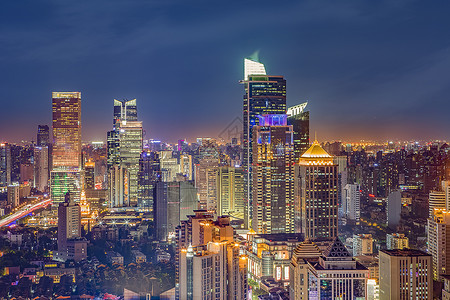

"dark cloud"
[0,0,449,142]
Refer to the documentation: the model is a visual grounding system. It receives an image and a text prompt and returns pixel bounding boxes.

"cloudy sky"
[1,0,449,142]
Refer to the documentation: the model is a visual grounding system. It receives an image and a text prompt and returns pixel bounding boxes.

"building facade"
[252,114,294,234]
[287,102,309,160]
[298,141,338,239]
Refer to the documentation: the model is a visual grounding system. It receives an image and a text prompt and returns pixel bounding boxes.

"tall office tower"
[386,233,409,250]
[20,163,33,183]
[386,190,401,229]
[427,209,450,280]
[108,165,129,207]
[177,215,247,300]
[52,92,81,169]
[334,155,348,224]
[106,130,120,169]
[7,183,20,208]
[113,99,137,125]
[290,238,368,299]
[298,140,338,239]
[154,181,198,241]
[195,158,219,212]
[138,151,161,209]
[343,184,361,224]
[37,125,50,146]
[84,161,95,190]
[242,54,286,228]
[217,166,245,221]
[0,143,12,186]
[252,114,294,234]
[117,120,143,206]
[379,249,432,300]
[353,234,374,256]
[287,102,309,160]
[51,92,82,203]
[429,190,446,218]
[443,180,450,210]
[56,192,87,262]
[33,146,49,192]
[179,154,193,180]
[160,151,181,182]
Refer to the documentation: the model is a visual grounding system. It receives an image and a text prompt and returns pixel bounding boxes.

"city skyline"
[1,1,450,143]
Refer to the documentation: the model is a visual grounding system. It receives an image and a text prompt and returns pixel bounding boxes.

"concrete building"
[386,190,402,230]
[247,232,304,286]
[379,249,432,300]
[108,165,129,207]
[177,214,247,299]
[7,183,20,208]
[290,238,368,299]
[427,209,450,280]
[429,190,446,218]
[353,234,373,257]
[131,250,147,263]
[33,146,49,192]
[195,158,219,212]
[55,192,87,262]
[343,184,361,224]
[386,233,409,250]
[216,166,245,221]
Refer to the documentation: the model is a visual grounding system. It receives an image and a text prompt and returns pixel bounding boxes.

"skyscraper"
[195,158,219,212]
[287,102,310,160]
[51,92,81,169]
[51,92,82,203]
[0,143,12,186]
[107,99,143,206]
[427,209,450,280]
[55,192,87,262]
[34,146,49,192]
[138,151,161,209]
[343,183,361,224]
[216,166,245,221]
[242,54,287,228]
[252,114,294,234]
[379,249,432,300]
[113,99,137,125]
[37,125,50,146]
[298,140,338,239]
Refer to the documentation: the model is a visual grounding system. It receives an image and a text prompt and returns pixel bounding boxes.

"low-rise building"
[131,250,147,263]
[107,251,124,265]
[386,233,408,250]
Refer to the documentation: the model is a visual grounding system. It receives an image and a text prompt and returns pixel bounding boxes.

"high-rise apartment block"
[353,234,374,256]
[34,146,49,192]
[0,143,12,186]
[379,249,432,300]
[343,184,361,224]
[216,166,245,221]
[287,102,309,160]
[176,212,247,299]
[242,54,286,228]
[429,190,446,218]
[298,141,338,239]
[195,158,219,212]
[427,209,450,280]
[386,233,409,250]
[252,114,294,234]
[55,192,87,262]
[7,183,20,208]
[386,190,401,230]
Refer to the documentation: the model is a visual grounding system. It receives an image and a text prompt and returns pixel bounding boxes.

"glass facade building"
[287,102,310,160]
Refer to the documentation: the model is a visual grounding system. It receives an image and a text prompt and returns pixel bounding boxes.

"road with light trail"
[0,198,52,227]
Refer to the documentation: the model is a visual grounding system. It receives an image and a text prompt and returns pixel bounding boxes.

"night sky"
[1,0,450,143]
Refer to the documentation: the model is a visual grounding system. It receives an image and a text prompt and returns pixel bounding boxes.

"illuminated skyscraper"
[107,99,143,206]
[51,92,81,169]
[287,102,310,160]
[195,158,219,212]
[113,99,137,125]
[242,54,286,228]
[252,114,294,234]
[298,140,338,239]
[0,143,12,186]
[51,92,82,203]
[138,151,161,209]
[37,125,50,146]
[217,166,245,221]
[84,161,95,190]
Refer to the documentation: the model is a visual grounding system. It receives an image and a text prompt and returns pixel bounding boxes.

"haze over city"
[1,0,450,142]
